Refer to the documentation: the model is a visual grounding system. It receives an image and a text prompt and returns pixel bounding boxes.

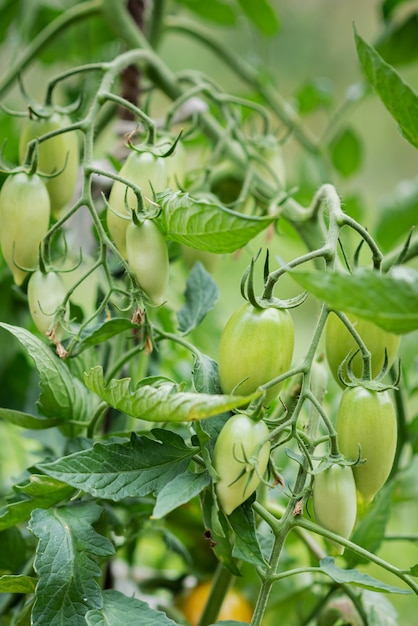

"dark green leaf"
[376,13,418,66]
[382,0,416,20]
[376,178,418,250]
[0,407,61,429]
[178,262,219,335]
[156,190,275,253]
[320,557,411,593]
[329,126,363,177]
[0,323,96,423]
[0,527,26,571]
[354,27,418,149]
[237,0,280,36]
[192,352,221,394]
[29,504,114,626]
[152,471,211,518]
[86,589,178,626]
[291,267,418,334]
[38,431,197,501]
[229,500,266,567]
[0,575,37,594]
[84,365,260,422]
[74,318,137,353]
[201,489,241,576]
[0,475,74,531]
[295,78,333,115]
[176,0,236,25]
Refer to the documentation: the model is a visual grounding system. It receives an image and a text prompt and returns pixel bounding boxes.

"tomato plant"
[218,303,294,405]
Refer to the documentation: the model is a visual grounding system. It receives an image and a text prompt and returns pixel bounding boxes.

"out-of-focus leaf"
[381,0,416,20]
[0,575,37,594]
[376,178,418,250]
[176,0,236,25]
[237,0,280,36]
[329,126,363,177]
[295,78,333,115]
[376,13,418,66]
[178,262,219,335]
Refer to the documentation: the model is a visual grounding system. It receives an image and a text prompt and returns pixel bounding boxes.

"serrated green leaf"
[178,262,219,335]
[0,323,95,422]
[156,190,274,253]
[152,471,211,519]
[38,430,197,501]
[320,557,411,593]
[291,267,418,334]
[0,407,61,429]
[237,0,280,36]
[229,500,266,567]
[29,504,114,626]
[0,574,37,594]
[329,126,363,177]
[84,365,260,422]
[0,475,74,531]
[354,27,418,149]
[86,589,178,625]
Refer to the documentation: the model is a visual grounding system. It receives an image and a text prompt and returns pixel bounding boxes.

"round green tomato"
[107,150,167,258]
[0,172,50,285]
[313,463,357,555]
[19,113,79,218]
[125,218,169,305]
[213,414,270,516]
[336,386,397,503]
[325,312,400,385]
[27,270,69,343]
[218,303,294,405]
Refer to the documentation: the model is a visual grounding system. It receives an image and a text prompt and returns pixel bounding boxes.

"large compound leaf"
[156,190,274,253]
[85,589,178,625]
[355,27,418,149]
[84,366,260,421]
[38,430,198,501]
[29,504,114,626]
[0,323,95,422]
[291,267,418,334]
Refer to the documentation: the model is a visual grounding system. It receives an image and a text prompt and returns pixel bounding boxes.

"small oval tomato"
[0,172,50,285]
[335,385,397,503]
[313,463,357,555]
[107,149,167,258]
[27,270,69,343]
[177,581,253,626]
[218,303,294,405]
[325,312,400,385]
[125,218,169,305]
[19,112,79,218]
[213,413,270,516]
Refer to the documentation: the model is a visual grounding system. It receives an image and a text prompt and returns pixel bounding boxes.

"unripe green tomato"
[107,150,167,258]
[213,414,270,516]
[0,173,50,285]
[181,245,220,274]
[218,303,294,405]
[335,386,397,503]
[125,218,169,305]
[27,270,69,343]
[325,312,400,385]
[313,464,357,555]
[19,113,79,218]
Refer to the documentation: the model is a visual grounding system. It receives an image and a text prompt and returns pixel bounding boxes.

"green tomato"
[125,218,169,305]
[27,270,69,343]
[218,303,294,405]
[107,150,167,258]
[19,112,79,218]
[213,413,270,516]
[313,463,357,555]
[325,312,400,385]
[181,245,220,274]
[0,172,50,285]
[336,386,397,503]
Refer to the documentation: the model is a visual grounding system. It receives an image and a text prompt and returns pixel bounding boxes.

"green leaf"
[320,557,411,593]
[354,27,418,149]
[376,178,418,250]
[0,475,74,531]
[192,351,221,395]
[295,77,333,115]
[0,323,96,423]
[291,267,418,334]
[85,589,178,626]
[409,564,418,576]
[152,471,211,519]
[382,0,416,20]
[156,190,274,253]
[201,489,241,576]
[0,527,26,572]
[362,589,399,626]
[0,407,61,429]
[73,318,137,353]
[229,500,266,567]
[376,13,418,66]
[38,430,197,501]
[178,262,219,335]
[29,503,115,626]
[0,574,37,594]
[237,0,280,36]
[329,126,363,177]
[84,365,260,422]
[176,0,236,25]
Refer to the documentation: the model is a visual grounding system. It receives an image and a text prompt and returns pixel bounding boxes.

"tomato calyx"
[337,347,400,392]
